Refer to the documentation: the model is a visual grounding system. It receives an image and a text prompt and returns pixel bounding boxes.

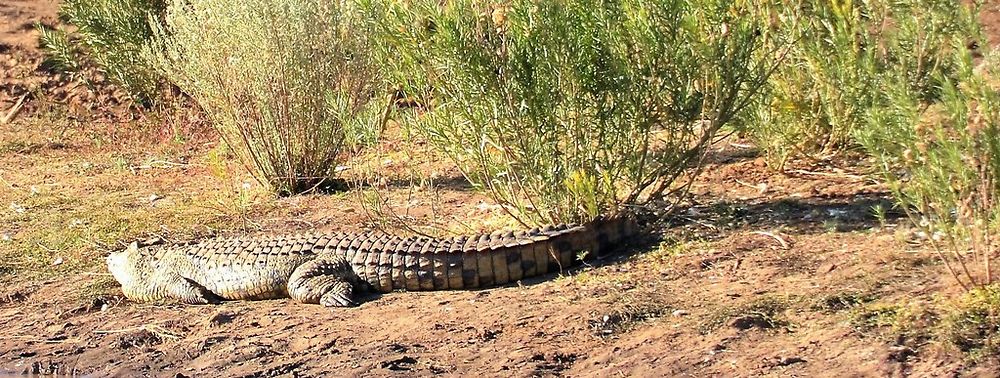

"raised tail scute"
[364,216,640,292]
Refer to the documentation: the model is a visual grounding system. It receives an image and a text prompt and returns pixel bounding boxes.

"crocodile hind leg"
[287,257,360,307]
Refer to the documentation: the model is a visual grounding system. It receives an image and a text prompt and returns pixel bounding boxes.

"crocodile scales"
[107,217,637,307]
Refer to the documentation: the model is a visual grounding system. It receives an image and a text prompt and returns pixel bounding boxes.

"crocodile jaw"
[106,242,142,290]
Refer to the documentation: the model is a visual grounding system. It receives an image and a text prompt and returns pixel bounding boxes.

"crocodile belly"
[198,264,296,300]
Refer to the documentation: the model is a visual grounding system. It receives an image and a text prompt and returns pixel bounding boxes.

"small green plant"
[365,0,772,225]
[871,204,888,229]
[152,0,383,195]
[38,0,166,104]
[859,45,1000,291]
[849,303,905,335]
[745,0,981,169]
[942,284,1000,360]
[813,290,876,313]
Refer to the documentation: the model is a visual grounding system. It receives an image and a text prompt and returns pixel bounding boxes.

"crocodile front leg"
[287,257,361,307]
[167,276,220,305]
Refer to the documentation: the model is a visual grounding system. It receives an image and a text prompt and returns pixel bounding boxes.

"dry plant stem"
[986,215,994,285]
[904,202,971,291]
[981,165,995,285]
[641,41,782,205]
[940,194,981,287]
[1,94,28,125]
[751,231,790,249]
[786,169,865,180]
[377,91,398,137]
[476,135,528,227]
[359,179,434,238]
[949,232,980,288]
[968,212,985,285]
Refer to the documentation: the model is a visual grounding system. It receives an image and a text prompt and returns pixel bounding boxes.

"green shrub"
[152,0,382,195]
[746,0,980,169]
[364,0,771,224]
[858,45,1000,290]
[39,0,166,105]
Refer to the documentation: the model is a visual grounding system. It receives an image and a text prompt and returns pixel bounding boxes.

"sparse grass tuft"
[848,301,935,344]
[75,275,122,302]
[813,290,877,313]
[0,121,256,280]
[590,300,668,337]
[942,285,1000,361]
[849,303,906,335]
[699,295,793,334]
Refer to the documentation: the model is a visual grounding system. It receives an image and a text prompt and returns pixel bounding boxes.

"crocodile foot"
[288,258,360,307]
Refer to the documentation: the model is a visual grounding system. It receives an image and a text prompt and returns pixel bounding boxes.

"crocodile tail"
[355,216,640,293]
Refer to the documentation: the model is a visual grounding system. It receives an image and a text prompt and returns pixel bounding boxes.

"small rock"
[708,345,724,355]
[148,194,161,203]
[887,345,917,362]
[52,257,63,266]
[730,315,771,330]
[9,202,26,214]
[380,356,417,371]
[776,356,806,366]
[671,309,689,317]
[207,311,237,326]
[816,262,837,275]
[100,303,109,312]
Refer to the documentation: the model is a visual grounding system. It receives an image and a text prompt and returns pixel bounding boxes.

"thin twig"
[36,242,58,253]
[94,325,182,340]
[734,179,766,192]
[1,94,28,125]
[751,231,790,249]
[130,160,200,170]
[79,272,114,276]
[1,335,80,344]
[786,169,864,180]
[677,215,718,230]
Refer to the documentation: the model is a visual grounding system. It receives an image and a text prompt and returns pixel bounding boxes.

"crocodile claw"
[321,292,358,308]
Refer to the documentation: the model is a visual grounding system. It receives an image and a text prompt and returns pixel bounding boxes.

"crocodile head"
[106,242,151,289]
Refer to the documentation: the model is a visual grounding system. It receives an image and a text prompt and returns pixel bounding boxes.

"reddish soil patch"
[0,0,58,48]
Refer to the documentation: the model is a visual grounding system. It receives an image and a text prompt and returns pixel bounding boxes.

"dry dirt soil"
[3,2,1000,377]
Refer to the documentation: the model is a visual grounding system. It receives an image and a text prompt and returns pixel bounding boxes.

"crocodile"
[107,217,638,307]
